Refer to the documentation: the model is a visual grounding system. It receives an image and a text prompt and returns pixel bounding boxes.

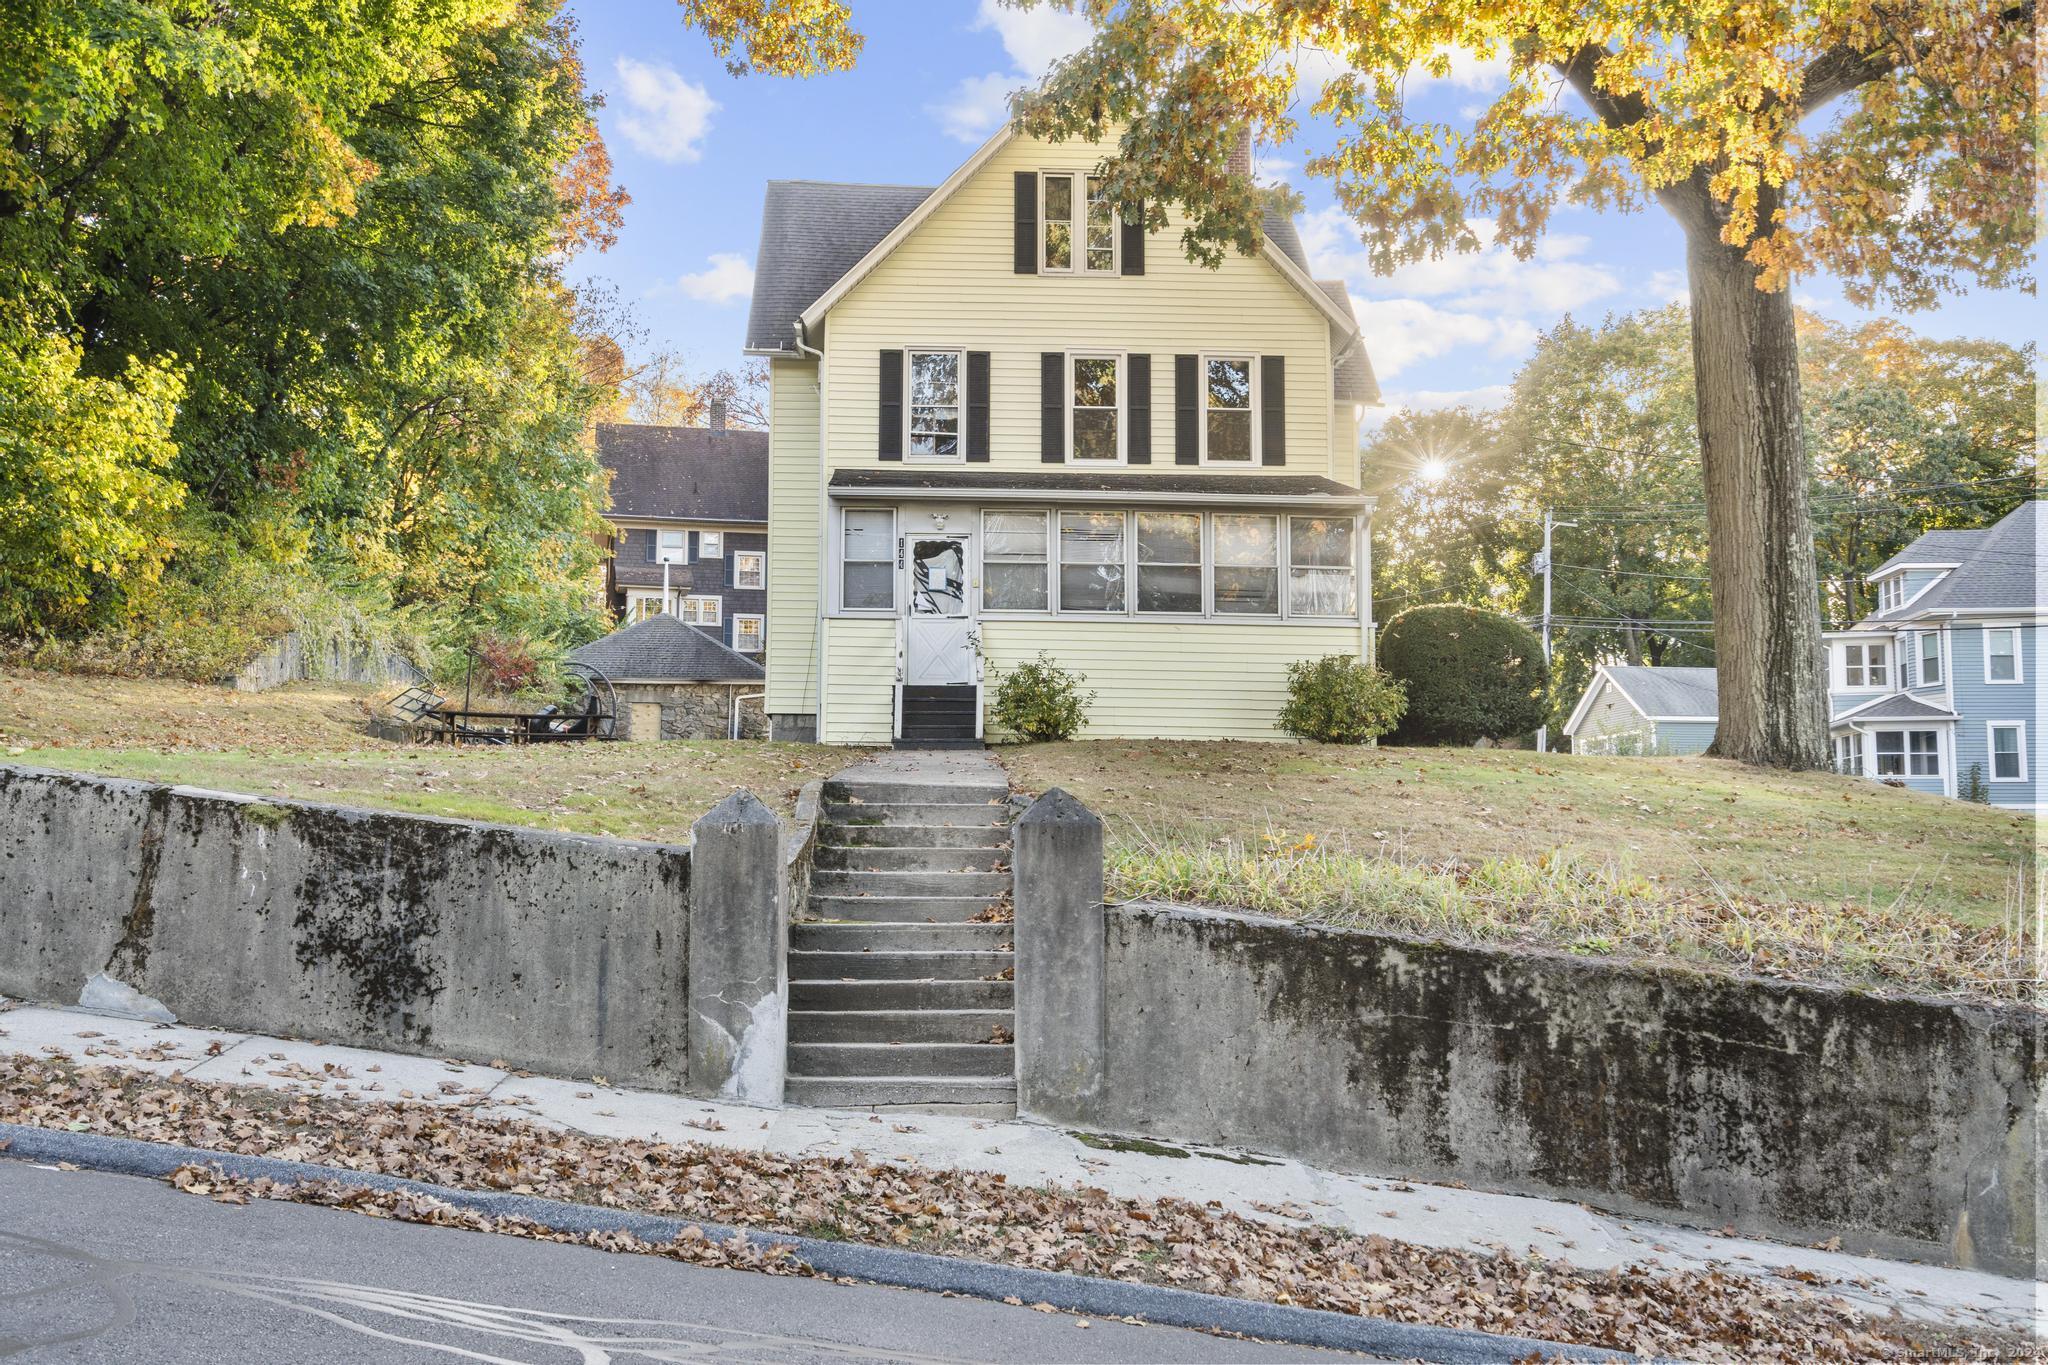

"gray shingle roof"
[1866,500,2042,621]
[597,424,769,524]
[745,181,935,352]
[1316,280,1380,405]
[828,467,1367,504]
[1833,694,1959,723]
[567,614,766,684]
[1261,204,1308,273]
[1603,665,1719,719]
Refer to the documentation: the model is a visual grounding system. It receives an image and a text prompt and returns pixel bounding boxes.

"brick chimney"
[709,397,727,431]
[1227,128,1254,179]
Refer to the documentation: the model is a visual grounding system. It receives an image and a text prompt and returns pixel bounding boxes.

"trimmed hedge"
[1379,605,1549,745]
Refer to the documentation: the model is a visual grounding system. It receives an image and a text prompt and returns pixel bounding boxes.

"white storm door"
[904,535,974,686]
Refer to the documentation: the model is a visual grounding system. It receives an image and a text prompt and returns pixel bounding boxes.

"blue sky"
[565,0,2036,422]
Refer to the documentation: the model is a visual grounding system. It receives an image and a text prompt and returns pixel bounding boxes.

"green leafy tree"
[1379,605,1550,745]
[1015,0,2033,768]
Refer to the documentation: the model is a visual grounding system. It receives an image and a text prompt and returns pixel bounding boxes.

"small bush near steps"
[991,652,1093,741]
[1277,655,1406,744]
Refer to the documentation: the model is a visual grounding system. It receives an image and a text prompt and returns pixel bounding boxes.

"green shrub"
[991,652,1094,742]
[1961,763,1990,803]
[1379,604,1550,745]
[1277,655,1406,744]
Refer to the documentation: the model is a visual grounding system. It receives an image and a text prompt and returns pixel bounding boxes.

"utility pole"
[1534,509,1577,753]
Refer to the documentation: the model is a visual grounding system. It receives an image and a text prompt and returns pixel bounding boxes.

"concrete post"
[687,789,785,1104]
[1011,787,1105,1124]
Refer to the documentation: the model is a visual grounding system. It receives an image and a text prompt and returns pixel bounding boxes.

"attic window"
[1878,575,1904,612]
[1040,172,1117,274]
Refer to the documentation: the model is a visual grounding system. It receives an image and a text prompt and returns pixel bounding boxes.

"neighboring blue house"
[1825,500,2041,808]
[1562,665,1720,755]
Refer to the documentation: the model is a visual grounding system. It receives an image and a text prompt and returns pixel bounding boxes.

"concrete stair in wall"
[786,776,1015,1112]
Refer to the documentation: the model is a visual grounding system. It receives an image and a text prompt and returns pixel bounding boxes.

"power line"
[1554,562,1711,582]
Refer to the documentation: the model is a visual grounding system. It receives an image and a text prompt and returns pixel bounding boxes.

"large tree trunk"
[1682,229,1830,768]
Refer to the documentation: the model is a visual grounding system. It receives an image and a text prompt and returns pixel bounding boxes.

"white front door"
[904,535,974,686]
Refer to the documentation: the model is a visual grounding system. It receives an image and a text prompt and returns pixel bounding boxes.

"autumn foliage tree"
[1013,0,2034,768]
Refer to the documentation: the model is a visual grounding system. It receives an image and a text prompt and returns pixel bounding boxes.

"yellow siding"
[822,618,896,743]
[981,620,1361,740]
[766,358,820,716]
[1330,404,1359,484]
[821,132,1336,479]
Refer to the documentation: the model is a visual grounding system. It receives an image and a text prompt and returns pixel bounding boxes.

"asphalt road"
[0,1162,1368,1363]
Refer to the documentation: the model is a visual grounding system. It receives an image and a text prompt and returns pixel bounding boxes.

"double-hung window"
[698,530,723,561]
[1834,734,1863,776]
[1877,576,1903,612]
[1842,642,1888,688]
[680,595,721,627]
[1989,723,2025,780]
[733,550,765,590]
[656,529,687,564]
[1040,172,1116,274]
[733,615,764,654]
[1069,355,1122,463]
[907,350,964,460]
[1288,517,1357,616]
[983,511,1050,611]
[1985,626,2020,682]
[1212,514,1279,615]
[1202,357,1255,464]
[1917,631,1941,687]
[841,509,895,611]
[1136,513,1202,613]
[1058,511,1126,612]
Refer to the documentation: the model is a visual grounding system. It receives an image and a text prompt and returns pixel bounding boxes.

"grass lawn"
[0,668,855,839]
[1001,740,2039,1001]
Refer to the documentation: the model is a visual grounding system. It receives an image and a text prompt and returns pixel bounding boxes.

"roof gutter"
[830,485,1373,510]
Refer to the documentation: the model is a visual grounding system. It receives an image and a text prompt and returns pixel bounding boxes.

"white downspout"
[797,321,830,743]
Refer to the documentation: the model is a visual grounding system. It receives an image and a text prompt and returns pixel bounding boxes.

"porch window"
[625,592,664,623]
[1202,357,1254,464]
[733,615,764,653]
[733,550,765,589]
[983,511,1050,611]
[1212,514,1279,615]
[1042,173,1073,271]
[1136,512,1202,613]
[907,350,964,460]
[1917,631,1941,687]
[1834,734,1862,776]
[841,508,895,611]
[680,595,721,627]
[1843,642,1888,688]
[1288,516,1357,616]
[1058,511,1126,612]
[1085,175,1116,272]
[1070,355,1121,462]
[1875,729,1939,777]
[1986,626,2020,682]
[698,530,723,561]
[1990,724,2024,780]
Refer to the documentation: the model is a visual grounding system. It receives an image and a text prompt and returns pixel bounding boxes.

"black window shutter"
[1260,355,1286,465]
[1040,352,1065,463]
[966,351,991,462]
[641,530,654,563]
[878,350,903,460]
[1120,201,1144,275]
[1127,354,1152,464]
[1014,172,1037,274]
[1173,354,1198,465]
[688,531,700,561]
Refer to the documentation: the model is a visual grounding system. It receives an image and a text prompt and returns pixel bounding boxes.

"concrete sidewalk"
[0,1001,2027,1337]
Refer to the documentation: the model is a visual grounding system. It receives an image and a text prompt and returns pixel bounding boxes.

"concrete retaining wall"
[0,765,692,1089]
[1081,902,2038,1276]
[229,632,429,692]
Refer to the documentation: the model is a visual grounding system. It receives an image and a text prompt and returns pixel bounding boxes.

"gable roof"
[1864,501,2043,622]
[567,614,766,684]
[1831,693,1960,724]
[597,423,769,525]
[1566,665,1719,735]
[747,126,1359,357]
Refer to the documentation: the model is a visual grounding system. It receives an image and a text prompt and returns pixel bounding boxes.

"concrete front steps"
[787,766,1015,1114]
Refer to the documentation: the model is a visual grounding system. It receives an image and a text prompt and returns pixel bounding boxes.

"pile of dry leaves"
[0,1055,2024,1362]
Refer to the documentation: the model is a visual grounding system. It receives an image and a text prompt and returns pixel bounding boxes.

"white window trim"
[1836,640,1891,692]
[1197,353,1261,467]
[835,506,898,617]
[1915,629,1943,688]
[732,550,766,590]
[979,508,1053,615]
[680,595,723,628]
[624,589,666,623]
[1133,509,1206,616]
[1286,514,1362,620]
[1872,727,1942,779]
[1037,170,1119,275]
[1983,622,2023,684]
[1987,721,2027,782]
[903,347,968,464]
[1054,509,1130,614]
[655,529,689,565]
[1066,351,1127,466]
[732,614,765,654]
[1210,511,1283,619]
[697,530,724,562]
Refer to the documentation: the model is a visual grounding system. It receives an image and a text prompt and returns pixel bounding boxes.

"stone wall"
[0,765,693,1089]
[1077,902,2038,1277]
[613,683,768,740]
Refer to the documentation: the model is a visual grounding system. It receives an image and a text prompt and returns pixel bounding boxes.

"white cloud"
[1290,42,1510,101]
[1302,207,1621,316]
[663,252,755,305]
[1645,269,1687,304]
[930,0,1093,143]
[613,57,718,164]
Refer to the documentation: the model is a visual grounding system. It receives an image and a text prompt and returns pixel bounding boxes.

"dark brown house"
[597,411,769,659]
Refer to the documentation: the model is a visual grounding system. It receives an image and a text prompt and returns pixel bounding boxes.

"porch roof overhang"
[827,467,1373,511]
